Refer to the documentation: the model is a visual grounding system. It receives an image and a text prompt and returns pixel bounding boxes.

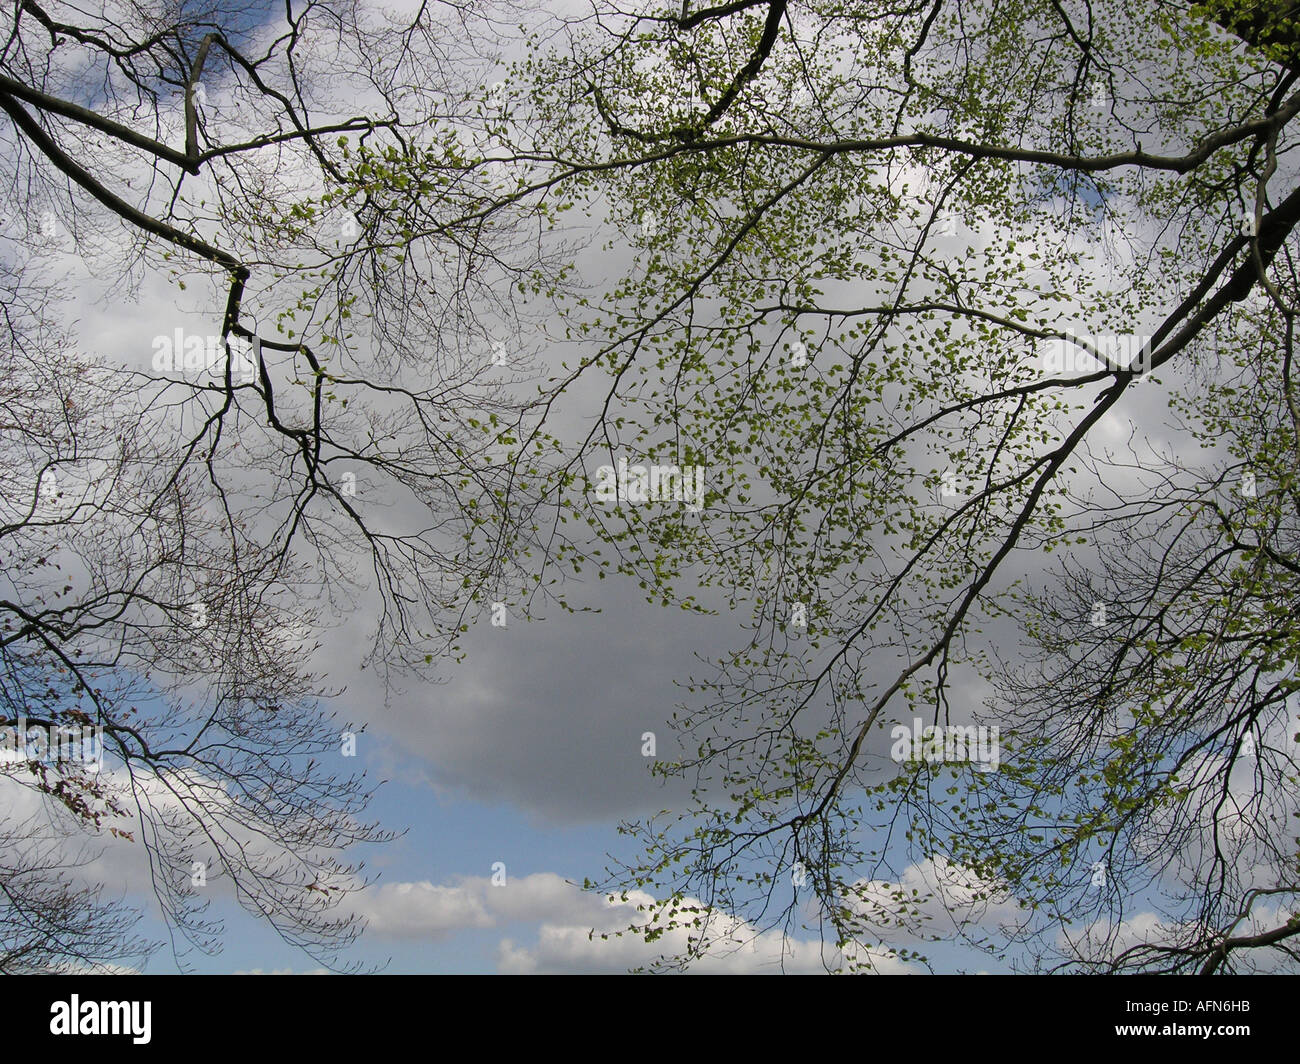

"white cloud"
[345,870,916,973]
[348,880,496,937]
[344,872,612,938]
[847,854,1028,942]
[496,919,909,975]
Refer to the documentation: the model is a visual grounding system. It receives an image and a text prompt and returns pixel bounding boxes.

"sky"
[3,0,1297,975]
[16,197,1199,975]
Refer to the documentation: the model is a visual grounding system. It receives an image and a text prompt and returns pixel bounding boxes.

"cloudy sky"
[12,210,1187,975]
[6,0,1296,976]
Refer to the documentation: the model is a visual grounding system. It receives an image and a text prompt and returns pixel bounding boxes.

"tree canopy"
[4,0,1300,972]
